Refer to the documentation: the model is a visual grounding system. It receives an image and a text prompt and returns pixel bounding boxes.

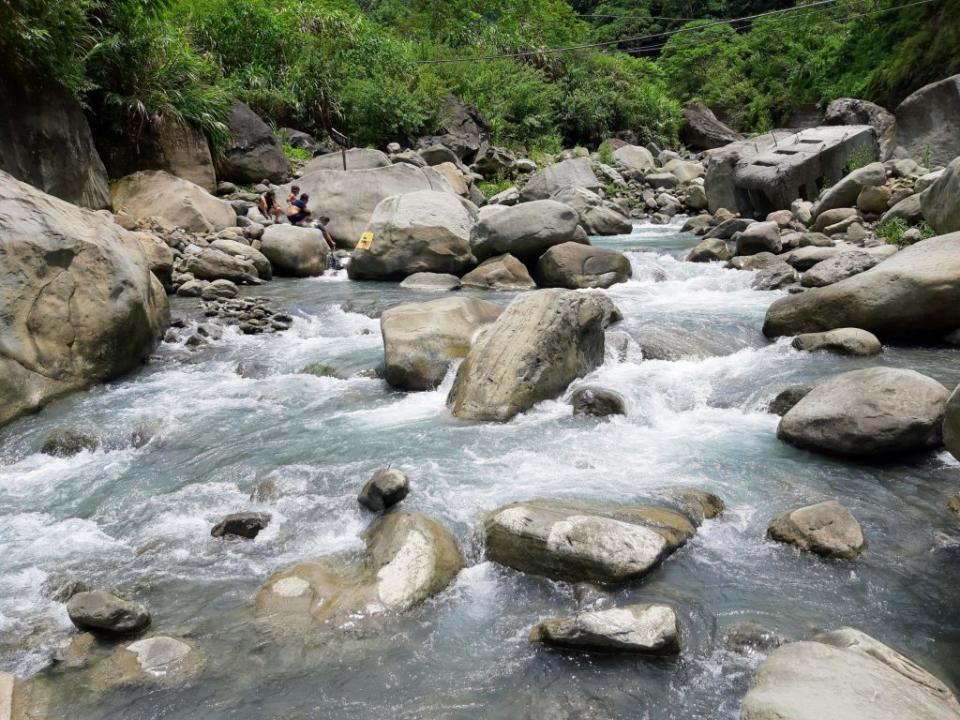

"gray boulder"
[214,101,289,184]
[681,102,740,150]
[67,590,151,636]
[552,187,632,236]
[611,145,656,173]
[399,272,461,291]
[348,191,476,280]
[889,74,960,166]
[303,148,389,172]
[857,184,892,214]
[472,145,516,179]
[686,238,732,263]
[470,200,579,262]
[134,232,176,288]
[211,512,271,539]
[460,254,536,291]
[380,297,503,391]
[200,278,239,300]
[520,158,600,201]
[741,628,960,720]
[483,495,713,583]
[778,368,949,457]
[112,170,236,233]
[781,245,843,271]
[706,217,754,240]
[534,242,632,289]
[530,604,680,654]
[800,248,894,287]
[256,512,463,629]
[41,428,99,457]
[767,501,867,559]
[735,221,782,255]
[764,234,960,341]
[945,385,960,462]
[0,172,168,429]
[571,386,626,417]
[210,238,272,280]
[769,384,814,416]
[260,225,330,277]
[921,156,960,235]
[825,97,895,156]
[792,328,882,356]
[448,290,618,422]
[812,207,859,233]
[358,468,410,512]
[880,193,924,226]
[181,247,259,284]
[812,162,886,218]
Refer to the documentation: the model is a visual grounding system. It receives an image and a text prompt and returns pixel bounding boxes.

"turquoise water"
[1,220,958,719]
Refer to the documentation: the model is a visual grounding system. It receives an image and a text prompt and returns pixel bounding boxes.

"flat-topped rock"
[791,328,881,356]
[530,603,680,654]
[767,501,867,559]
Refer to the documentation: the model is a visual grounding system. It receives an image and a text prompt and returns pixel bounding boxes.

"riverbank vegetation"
[1,0,955,152]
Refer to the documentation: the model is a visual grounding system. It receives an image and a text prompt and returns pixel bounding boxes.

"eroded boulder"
[67,591,151,636]
[215,101,289,184]
[520,158,600,201]
[921,156,960,235]
[460,254,536,291]
[889,74,960,166]
[534,243,632,289]
[530,603,680,654]
[112,170,236,233]
[791,328,882,356]
[470,200,579,262]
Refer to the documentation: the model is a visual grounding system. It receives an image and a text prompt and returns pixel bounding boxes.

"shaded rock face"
[448,290,618,422]
[380,297,503,391]
[800,249,891,287]
[483,495,715,584]
[769,384,814,416]
[945,385,960,463]
[67,591,151,636]
[741,628,960,720]
[214,101,289,184]
[261,225,328,278]
[95,116,216,192]
[256,512,463,630]
[436,94,489,161]
[358,468,410,512]
[824,97,895,156]
[534,243,632,289]
[571,386,626,417]
[348,191,477,280]
[0,172,169,429]
[112,170,236,233]
[792,328,882,356]
[470,200,579,263]
[520,158,600,201]
[211,512,271,539]
[530,604,680,655]
[686,238,732,263]
[0,73,110,209]
[735,221,782,256]
[889,74,960,166]
[778,368,948,457]
[290,164,454,248]
[40,428,100,457]
[812,162,886,218]
[921,156,960,235]
[763,234,960,342]
[460,254,536,291]
[767,501,867,559]
[681,102,740,150]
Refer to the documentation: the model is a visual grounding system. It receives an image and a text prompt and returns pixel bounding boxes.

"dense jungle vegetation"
[1,0,957,153]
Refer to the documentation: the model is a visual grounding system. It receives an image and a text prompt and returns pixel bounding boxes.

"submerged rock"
[723,622,786,656]
[740,627,960,720]
[67,591,151,637]
[768,384,814,416]
[398,272,461,291]
[449,290,618,422]
[791,328,881,356]
[778,368,948,457]
[483,496,714,584]
[358,469,410,512]
[256,512,463,629]
[92,636,205,689]
[380,297,503,391]
[571,386,626,417]
[767,501,867,559]
[945,385,960,463]
[40,428,99,457]
[211,512,271,539]
[530,603,680,654]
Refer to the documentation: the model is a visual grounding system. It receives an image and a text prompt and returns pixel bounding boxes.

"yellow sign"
[356,232,374,250]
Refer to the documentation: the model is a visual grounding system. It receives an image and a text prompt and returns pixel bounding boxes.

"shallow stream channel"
[2,219,959,719]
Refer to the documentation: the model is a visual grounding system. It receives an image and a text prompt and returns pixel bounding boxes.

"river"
[1,219,958,719]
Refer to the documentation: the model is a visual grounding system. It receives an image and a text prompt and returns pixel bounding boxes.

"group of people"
[258,185,335,251]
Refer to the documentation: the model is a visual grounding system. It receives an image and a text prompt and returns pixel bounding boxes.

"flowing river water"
[1,219,959,719]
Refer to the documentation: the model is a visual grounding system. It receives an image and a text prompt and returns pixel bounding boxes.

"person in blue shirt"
[288,192,311,226]
[315,215,336,249]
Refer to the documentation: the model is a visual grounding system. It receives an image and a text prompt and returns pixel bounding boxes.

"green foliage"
[282,143,312,162]
[300,362,340,378]
[845,146,879,172]
[476,177,514,196]
[597,140,615,165]
[878,217,908,245]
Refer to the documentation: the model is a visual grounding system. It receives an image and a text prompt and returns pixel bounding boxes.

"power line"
[414,0,937,64]
[579,13,713,21]
[414,0,843,64]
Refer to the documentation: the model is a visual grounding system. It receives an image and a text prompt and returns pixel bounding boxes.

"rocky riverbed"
[1,220,958,719]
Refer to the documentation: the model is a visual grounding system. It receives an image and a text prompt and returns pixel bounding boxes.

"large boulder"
[0,73,110,209]
[824,97,895,157]
[534,242,632,289]
[763,234,960,341]
[94,116,216,192]
[799,248,894,287]
[921,156,960,235]
[214,101,289,184]
[483,494,718,583]
[741,628,960,720]
[180,247,259,284]
[944,385,960,462]
[448,290,618,422]
[812,162,886,218]
[686,238,732,263]
[67,590,151,636]
[520,158,600,201]
[134,232,176,288]
[663,158,705,183]
[889,74,960,166]
[260,225,328,277]
[767,501,867,559]
[777,368,948,457]
[681,102,740,150]
[303,148,389,172]
[112,171,236,233]
[255,512,463,630]
[611,145,656,173]
[792,328,882,356]
[347,191,476,280]
[210,238,272,280]
[0,172,168,429]
[552,187,632,236]
[470,200,579,262]
[419,94,489,162]
[380,297,503,390]
[735,221,782,255]
[460,254,536,291]
[289,163,453,247]
[530,604,680,654]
